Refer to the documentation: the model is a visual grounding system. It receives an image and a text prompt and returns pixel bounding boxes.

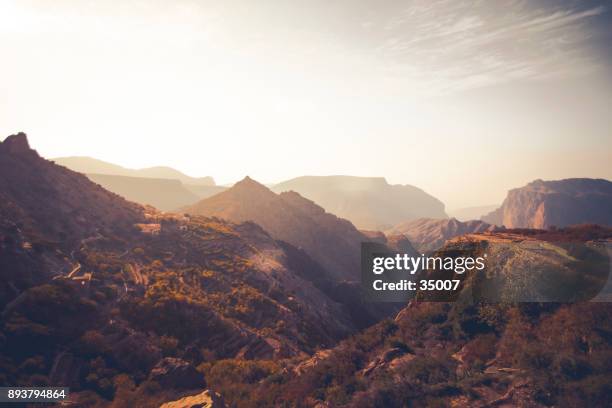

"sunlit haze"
[2,0,611,209]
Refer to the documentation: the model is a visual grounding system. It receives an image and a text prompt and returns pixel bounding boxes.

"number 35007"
[419,279,460,291]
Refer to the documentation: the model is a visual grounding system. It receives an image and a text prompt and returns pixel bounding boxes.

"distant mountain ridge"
[86,173,201,212]
[54,156,225,211]
[386,217,499,252]
[482,178,612,228]
[448,205,498,222]
[54,156,216,186]
[272,175,447,230]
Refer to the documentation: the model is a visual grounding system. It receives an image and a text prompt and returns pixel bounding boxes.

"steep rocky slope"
[0,133,145,308]
[386,217,500,252]
[0,133,144,247]
[236,226,612,407]
[482,178,612,228]
[272,176,447,230]
[0,134,363,407]
[185,177,368,282]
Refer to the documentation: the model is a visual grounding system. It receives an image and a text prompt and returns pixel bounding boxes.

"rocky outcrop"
[293,349,333,376]
[272,175,447,230]
[0,132,35,155]
[482,178,612,228]
[360,347,415,377]
[159,389,226,408]
[386,217,499,252]
[150,358,205,390]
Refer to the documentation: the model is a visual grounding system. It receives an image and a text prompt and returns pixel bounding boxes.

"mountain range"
[53,157,225,211]
[54,160,450,229]
[53,156,216,186]
[42,157,612,235]
[2,133,612,407]
[0,134,383,406]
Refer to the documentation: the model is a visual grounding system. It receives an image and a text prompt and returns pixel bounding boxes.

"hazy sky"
[1,0,611,209]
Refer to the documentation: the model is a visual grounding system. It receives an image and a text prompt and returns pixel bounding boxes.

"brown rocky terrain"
[160,389,226,407]
[4,134,611,407]
[386,217,500,252]
[0,134,365,407]
[482,178,612,228]
[0,133,144,247]
[272,175,447,230]
[0,133,145,305]
[185,177,368,282]
[235,226,612,407]
[185,178,405,328]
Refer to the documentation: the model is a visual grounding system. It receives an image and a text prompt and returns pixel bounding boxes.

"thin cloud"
[370,1,607,95]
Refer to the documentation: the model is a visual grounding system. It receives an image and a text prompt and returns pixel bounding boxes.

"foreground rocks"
[159,389,225,408]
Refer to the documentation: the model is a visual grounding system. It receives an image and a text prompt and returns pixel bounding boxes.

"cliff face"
[482,178,612,228]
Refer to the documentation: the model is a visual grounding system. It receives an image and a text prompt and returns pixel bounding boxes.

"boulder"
[159,390,225,408]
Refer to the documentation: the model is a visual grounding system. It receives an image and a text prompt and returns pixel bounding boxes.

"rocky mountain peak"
[1,132,37,156]
[185,176,369,281]
[228,176,276,199]
[0,132,143,246]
